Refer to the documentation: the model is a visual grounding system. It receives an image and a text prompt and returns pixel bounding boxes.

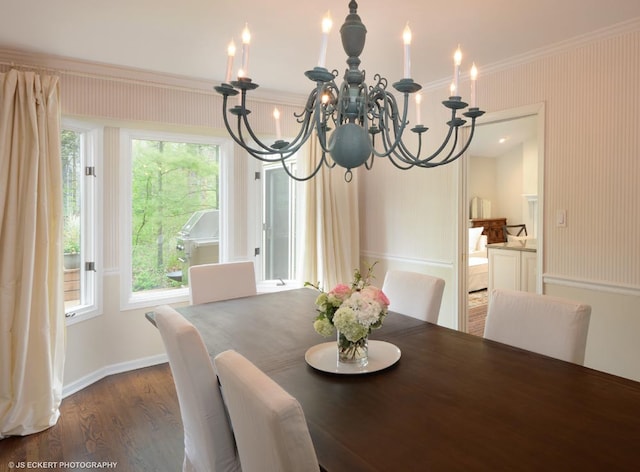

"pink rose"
[362,286,390,307]
[328,283,352,302]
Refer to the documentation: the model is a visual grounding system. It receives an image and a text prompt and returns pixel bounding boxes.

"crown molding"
[0,47,306,106]
[422,16,640,91]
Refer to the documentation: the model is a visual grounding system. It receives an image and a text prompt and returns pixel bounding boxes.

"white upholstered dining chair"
[382,270,445,324]
[483,289,592,364]
[154,305,241,472]
[214,349,320,472]
[188,261,257,305]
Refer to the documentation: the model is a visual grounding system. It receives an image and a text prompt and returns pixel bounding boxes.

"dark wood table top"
[148,288,640,471]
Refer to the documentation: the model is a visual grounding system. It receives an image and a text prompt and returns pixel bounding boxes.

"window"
[121,130,229,308]
[61,121,101,323]
[262,164,297,281]
[252,158,303,290]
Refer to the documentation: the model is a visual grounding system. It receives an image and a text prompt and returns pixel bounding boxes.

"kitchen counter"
[487,239,537,252]
[488,239,538,292]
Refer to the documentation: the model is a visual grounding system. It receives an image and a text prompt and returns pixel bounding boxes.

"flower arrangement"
[306,263,390,363]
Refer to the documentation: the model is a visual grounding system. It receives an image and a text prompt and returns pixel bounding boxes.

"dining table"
[146,288,640,471]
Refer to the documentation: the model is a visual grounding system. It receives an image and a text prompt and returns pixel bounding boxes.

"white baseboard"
[62,353,168,398]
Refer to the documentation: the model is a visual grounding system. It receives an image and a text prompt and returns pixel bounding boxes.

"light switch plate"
[557,209,567,227]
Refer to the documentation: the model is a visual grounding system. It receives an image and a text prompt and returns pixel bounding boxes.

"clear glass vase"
[337,331,368,367]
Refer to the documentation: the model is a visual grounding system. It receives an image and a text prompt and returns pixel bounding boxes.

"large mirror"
[458,104,545,336]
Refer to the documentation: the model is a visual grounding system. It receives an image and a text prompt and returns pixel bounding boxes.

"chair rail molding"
[360,250,453,270]
[544,274,640,297]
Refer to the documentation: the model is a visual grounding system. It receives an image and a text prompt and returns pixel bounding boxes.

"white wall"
[469,135,539,229]
[359,22,640,381]
[522,138,539,236]
[496,145,525,226]
[469,157,498,216]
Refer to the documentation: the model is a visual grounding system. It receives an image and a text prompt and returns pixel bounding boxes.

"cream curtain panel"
[299,136,360,290]
[0,69,65,438]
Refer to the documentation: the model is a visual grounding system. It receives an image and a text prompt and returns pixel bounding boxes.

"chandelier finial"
[341,0,366,61]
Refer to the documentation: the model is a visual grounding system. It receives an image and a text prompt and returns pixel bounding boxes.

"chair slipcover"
[154,305,241,472]
[382,270,445,324]
[483,289,591,364]
[189,261,257,305]
[214,350,320,472]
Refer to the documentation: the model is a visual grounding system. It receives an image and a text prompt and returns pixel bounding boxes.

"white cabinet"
[488,243,537,293]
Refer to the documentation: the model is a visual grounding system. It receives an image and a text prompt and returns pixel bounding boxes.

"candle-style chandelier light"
[215,0,484,181]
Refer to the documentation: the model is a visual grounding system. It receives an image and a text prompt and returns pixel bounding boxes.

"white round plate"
[305,340,401,374]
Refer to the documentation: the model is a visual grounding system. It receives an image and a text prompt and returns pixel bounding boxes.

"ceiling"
[2,0,640,97]
[469,115,538,158]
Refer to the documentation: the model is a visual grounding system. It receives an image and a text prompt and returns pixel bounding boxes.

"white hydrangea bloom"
[343,292,382,328]
[313,317,335,337]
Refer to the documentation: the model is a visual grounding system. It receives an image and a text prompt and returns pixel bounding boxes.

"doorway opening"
[458,104,545,335]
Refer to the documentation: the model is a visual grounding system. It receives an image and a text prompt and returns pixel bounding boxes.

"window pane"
[130,139,220,293]
[261,161,299,283]
[62,130,82,309]
[264,167,291,280]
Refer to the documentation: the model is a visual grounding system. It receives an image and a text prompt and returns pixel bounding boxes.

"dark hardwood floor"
[0,364,183,472]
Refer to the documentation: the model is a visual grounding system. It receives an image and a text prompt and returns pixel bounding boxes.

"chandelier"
[215,0,484,181]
